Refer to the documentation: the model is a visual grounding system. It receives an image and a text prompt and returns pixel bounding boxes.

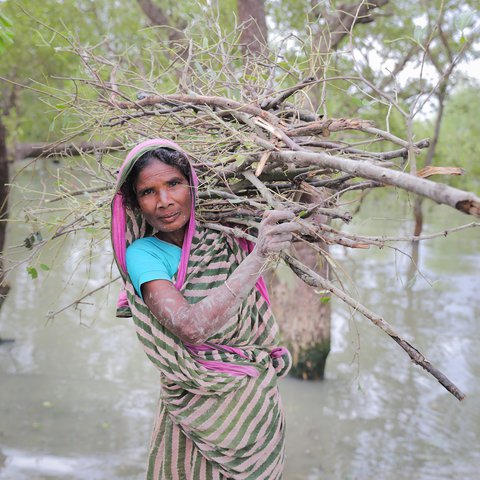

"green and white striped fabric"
[111,138,292,479]
[123,211,291,479]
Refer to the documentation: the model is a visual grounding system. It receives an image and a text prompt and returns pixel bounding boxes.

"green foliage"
[0,12,14,51]
[26,263,49,279]
[0,0,147,142]
[26,266,38,279]
[1,0,477,147]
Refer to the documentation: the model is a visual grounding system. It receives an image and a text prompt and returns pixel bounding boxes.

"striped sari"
[111,139,291,479]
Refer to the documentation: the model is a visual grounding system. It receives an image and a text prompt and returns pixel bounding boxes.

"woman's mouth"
[158,212,179,223]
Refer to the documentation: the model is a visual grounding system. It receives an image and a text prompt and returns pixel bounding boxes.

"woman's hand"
[254,210,300,259]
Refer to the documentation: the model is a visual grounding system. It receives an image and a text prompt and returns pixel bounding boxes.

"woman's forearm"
[144,210,298,345]
[144,249,267,345]
[184,249,266,343]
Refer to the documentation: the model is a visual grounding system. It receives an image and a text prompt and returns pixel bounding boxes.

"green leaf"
[0,13,13,28]
[455,11,474,31]
[320,296,331,304]
[413,25,426,44]
[39,263,50,271]
[0,30,13,42]
[27,267,38,280]
[0,32,13,51]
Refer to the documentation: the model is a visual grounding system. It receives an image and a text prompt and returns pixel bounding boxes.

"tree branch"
[10,139,122,162]
[274,150,480,216]
[201,221,466,401]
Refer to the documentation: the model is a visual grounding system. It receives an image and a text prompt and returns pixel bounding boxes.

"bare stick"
[281,252,466,401]
[260,77,317,110]
[47,275,121,320]
[275,150,480,216]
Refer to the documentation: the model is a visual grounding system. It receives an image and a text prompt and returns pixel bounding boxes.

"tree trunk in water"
[413,196,423,237]
[410,87,446,280]
[268,190,331,380]
[269,242,331,380]
[0,121,10,310]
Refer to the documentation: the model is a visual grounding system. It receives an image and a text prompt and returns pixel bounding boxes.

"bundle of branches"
[7,22,480,400]
[29,78,475,401]
[110,86,479,223]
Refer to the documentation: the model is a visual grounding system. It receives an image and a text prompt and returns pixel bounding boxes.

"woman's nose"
[157,189,173,207]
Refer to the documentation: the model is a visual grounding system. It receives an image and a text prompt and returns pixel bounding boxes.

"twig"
[260,76,317,110]
[281,252,466,401]
[47,275,121,320]
[275,150,480,216]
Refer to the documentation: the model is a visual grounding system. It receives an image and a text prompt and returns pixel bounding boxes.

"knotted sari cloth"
[111,139,291,479]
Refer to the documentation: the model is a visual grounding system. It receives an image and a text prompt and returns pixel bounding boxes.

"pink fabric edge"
[194,359,260,378]
[112,138,196,281]
[236,238,271,305]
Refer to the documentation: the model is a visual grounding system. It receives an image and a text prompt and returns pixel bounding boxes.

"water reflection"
[1,166,479,479]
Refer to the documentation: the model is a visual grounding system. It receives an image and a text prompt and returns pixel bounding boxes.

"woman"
[111,139,299,479]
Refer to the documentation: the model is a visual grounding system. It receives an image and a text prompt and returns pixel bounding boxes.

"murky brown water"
[1,161,479,479]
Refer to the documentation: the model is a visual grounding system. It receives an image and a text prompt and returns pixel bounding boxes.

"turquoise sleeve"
[126,238,180,300]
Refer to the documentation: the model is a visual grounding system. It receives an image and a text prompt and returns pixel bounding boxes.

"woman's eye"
[169,180,180,187]
[142,188,153,196]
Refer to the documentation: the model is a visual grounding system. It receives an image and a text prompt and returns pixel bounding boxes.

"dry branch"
[10,139,122,162]
[202,222,466,401]
[281,252,466,401]
[275,151,480,215]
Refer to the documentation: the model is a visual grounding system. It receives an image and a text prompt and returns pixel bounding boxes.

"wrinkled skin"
[135,160,192,247]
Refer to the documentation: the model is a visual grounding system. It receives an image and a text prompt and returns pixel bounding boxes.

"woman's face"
[134,159,191,245]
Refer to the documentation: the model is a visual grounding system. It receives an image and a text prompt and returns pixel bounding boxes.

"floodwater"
[1,161,479,480]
